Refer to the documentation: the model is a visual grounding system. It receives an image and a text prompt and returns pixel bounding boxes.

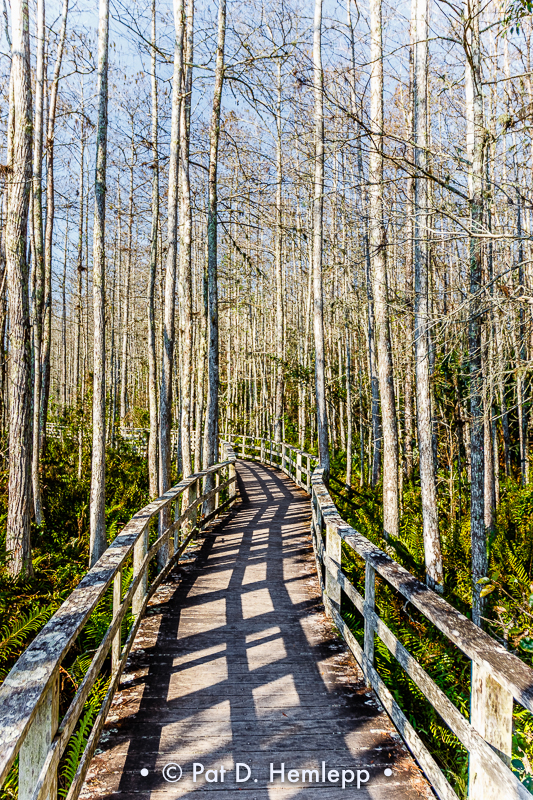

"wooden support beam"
[19,679,58,800]
[325,520,341,615]
[469,662,514,799]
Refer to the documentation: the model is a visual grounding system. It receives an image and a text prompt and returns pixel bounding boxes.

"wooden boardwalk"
[81,461,432,799]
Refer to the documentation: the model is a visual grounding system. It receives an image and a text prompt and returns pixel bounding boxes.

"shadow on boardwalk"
[81,461,432,799]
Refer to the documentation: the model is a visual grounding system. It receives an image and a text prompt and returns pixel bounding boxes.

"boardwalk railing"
[230,434,533,800]
[0,442,238,800]
[45,425,180,457]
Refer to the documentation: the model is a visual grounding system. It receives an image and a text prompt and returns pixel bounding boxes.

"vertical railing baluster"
[363,561,376,686]
[469,664,513,799]
[325,521,341,618]
[133,522,149,617]
[112,567,122,672]
[215,470,220,510]
[297,450,302,487]
[19,678,59,800]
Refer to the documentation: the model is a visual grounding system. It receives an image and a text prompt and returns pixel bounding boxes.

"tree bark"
[312,0,330,473]
[89,0,110,567]
[205,0,227,477]
[412,0,443,590]
[147,0,159,498]
[6,0,33,576]
[40,0,68,455]
[159,0,185,564]
[273,61,284,444]
[31,0,45,524]
[369,0,399,537]
[465,0,486,626]
[178,0,194,477]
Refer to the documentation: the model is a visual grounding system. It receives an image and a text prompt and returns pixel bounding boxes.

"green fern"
[58,677,109,797]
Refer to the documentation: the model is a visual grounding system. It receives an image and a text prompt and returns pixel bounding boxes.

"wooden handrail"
[0,441,238,800]
[233,435,533,800]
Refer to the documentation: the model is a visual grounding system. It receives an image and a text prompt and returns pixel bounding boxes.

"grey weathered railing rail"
[230,434,533,800]
[0,442,237,800]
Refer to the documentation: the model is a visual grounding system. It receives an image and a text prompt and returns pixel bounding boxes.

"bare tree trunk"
[89,0,110,567]
[120,139,134,425]
[347,1,381,487]
[346,327,353,486]
[61,212,69,408]
[6,0,33,576]
[74,100,84,400]
[40,0,68,453]
[274,61,284,443]
[31,0,45,524]
[205,0,226,476]
[369,0,399,536]
[147,0,159,498]
[312,0,330,473]
[159,0,185,564]
[413,0,443,590]
[465,1,486,626]
[178,0,194,477]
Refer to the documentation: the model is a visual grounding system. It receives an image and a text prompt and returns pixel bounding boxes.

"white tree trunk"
[89,0,110,566]
[147,0,159,498]
[6,0,33,576]
[369,0,399,537]
[312,0,330,473]
[412,0,443,590]
[205,0,226,477]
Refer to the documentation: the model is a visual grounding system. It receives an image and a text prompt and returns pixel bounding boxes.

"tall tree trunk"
[31,0,45,524]
[347,0,381,487]
[178,0,194,477]
[346,327,353,486]
[74,99,84,401]
[205,0,226,475]
[89,0,110,567]
[312,0,330,473]
[6,0,33,576]
[273,61,284,443]
[41,0,68,453]
[120,138,135,425]
[147,0,159,498]
[369,0,399,536]
[413,0,443,590]
[465,0,486,626]
[159,0,185,563]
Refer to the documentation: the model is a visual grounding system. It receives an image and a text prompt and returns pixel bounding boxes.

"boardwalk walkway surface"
[81,461,433,799]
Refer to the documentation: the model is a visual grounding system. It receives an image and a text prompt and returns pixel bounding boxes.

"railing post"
[215,470,220,510]
[325,521,341,617]
[241,436,245,459]
[112,567,122,672]
[363,561,376,686]
[132,522,149,617]
[261,438,265,463]
[19,677,59,800]
[229,459,236,501]
[282,443,286,473]
[296,451,302,486]
[306,456,311,493]
[468,663,513,799]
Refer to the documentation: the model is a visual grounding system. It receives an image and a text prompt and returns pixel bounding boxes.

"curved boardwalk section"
[81,461,432,799]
